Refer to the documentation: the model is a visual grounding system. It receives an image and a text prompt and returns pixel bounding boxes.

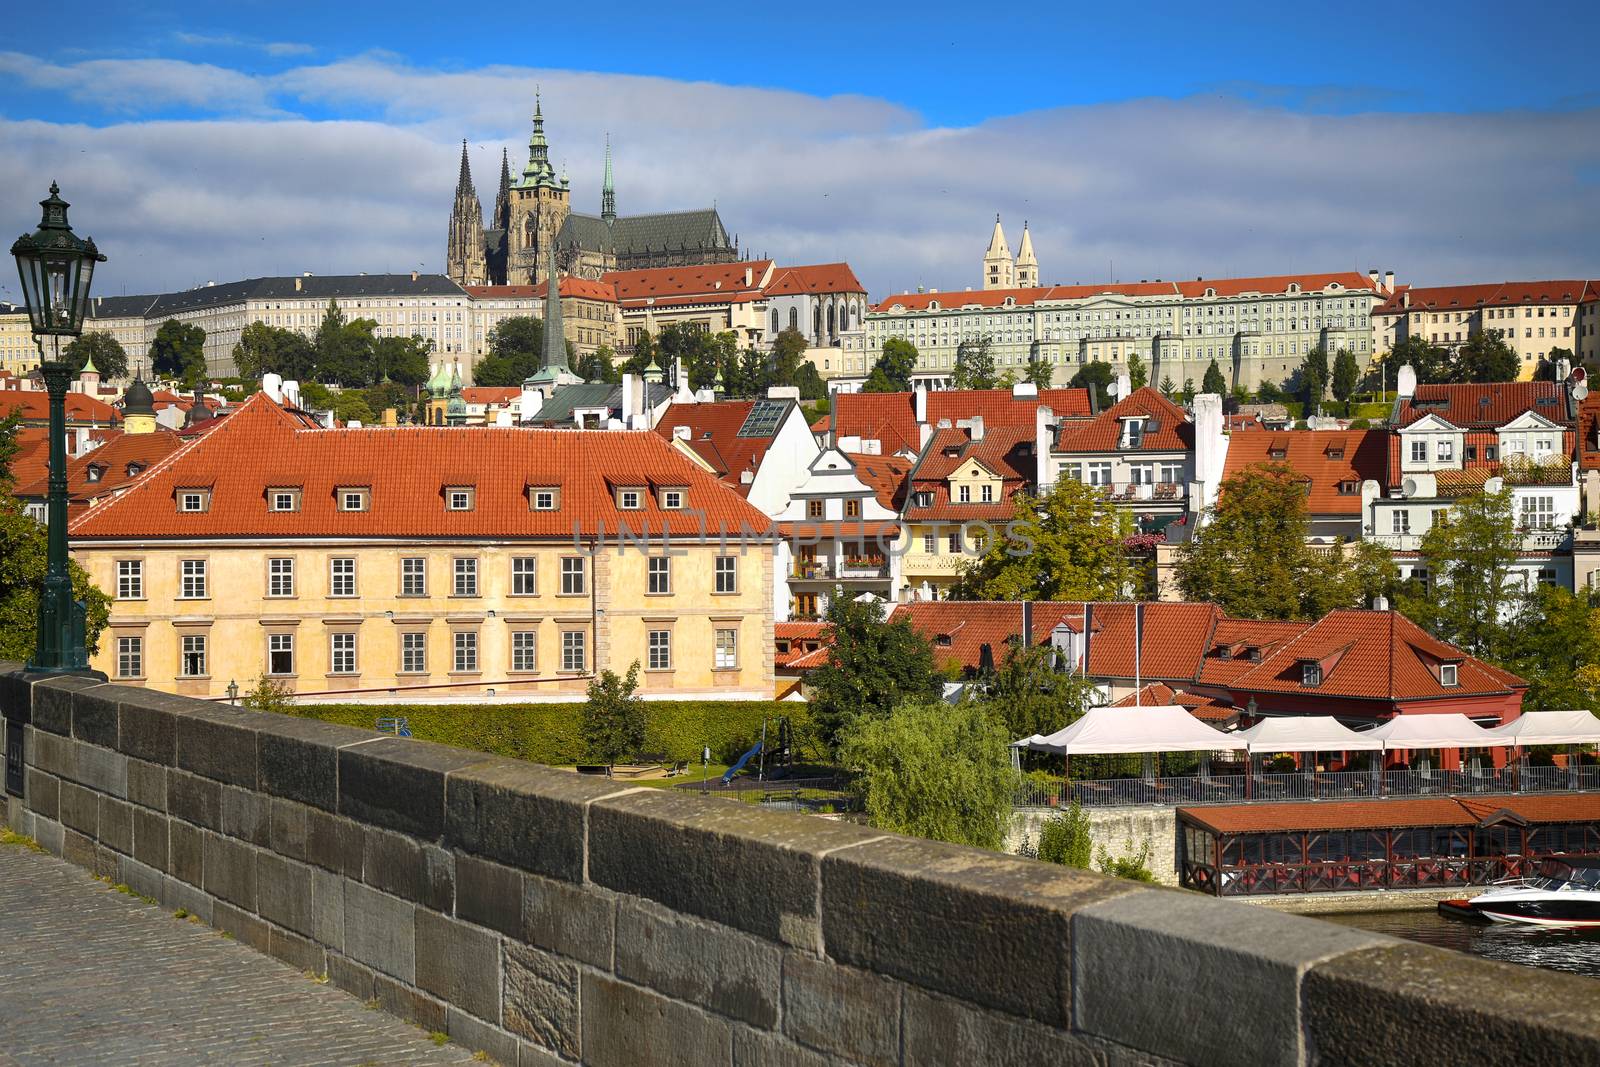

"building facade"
[0,304,34,377]
[1372,280,1600,381]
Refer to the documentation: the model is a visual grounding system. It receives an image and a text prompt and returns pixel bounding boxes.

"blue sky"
[3,2,1598,298]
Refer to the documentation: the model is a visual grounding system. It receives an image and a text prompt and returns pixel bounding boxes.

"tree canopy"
[1295,346,1329,414]
[149,319,207,385]
[952,476,1136,602]
[805,595,940,754]
[952,336,997,390]
[1331,348,1360,414]
[1127,352,1148,390]
[1069,360,1115,409]
[63,331,128,380]
[978,641,1100,743]
[1201,360,1227,396]
[1451,331,1519,383]
[865,338,918,393]
[581,661,647,764]
[473,316,575,386]
[1397,487,1521,659]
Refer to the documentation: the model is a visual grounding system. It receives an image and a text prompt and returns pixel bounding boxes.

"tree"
[149,319,207,385]
[581,661,647,764]
[1499,587,1600,712]
[475,316,547,386]
[232,322,316,380]
[805,596,940,753]
[1381,335,1450,388]
[241,674,295,714]
[953,477,1136,602]
[1158,374,1175,398]
[1037,801,1094,868]
[1180,377,1196,404]
[952,336,997,390]
[373,334,432,387]
[865,338,918,393]
[1024,357,1054,389]
[793,361,827,401]
[1069,361,1115,409]
[1398,488,1521,659]
[1450,330,1519,384]
[979,642,1100,742]
[574,345,620,385]
[1201,360,1227,396]
[329,391,376,425]
[1177,463,1395,620]
[0,410,19,492]
[1331,348,1360,415]
[1126,352,1148,390]
[837,700,1014,850]
[1296,345,1329,414]
[63,331,128,380]
[770,328,808,388]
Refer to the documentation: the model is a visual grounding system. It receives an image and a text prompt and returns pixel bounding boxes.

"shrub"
[581,662,646,764]
[1096,838,1157,882]
[1036,800,1094,869]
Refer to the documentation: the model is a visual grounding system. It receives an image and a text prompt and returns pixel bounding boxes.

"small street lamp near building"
[11,182,106,673]
[226,680,240,706]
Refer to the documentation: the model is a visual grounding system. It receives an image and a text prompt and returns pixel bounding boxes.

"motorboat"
[1440,857,1600,928]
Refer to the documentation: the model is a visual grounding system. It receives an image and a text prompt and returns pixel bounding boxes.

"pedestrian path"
[0,838,476,1066]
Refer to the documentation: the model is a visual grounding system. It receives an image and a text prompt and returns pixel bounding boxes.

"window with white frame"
[179,559,207,599]
[561,630,586,671]
[618,488,642,510]
[401,557,426,596]
[512,557,538,595]
[1129,464,1154,485]
[531,487,558,510]
[715,556,737,594]
[268,557,295,597]
[1410,439,1427,463]
[117,560,143,600]
[453,631,478,672]
[338,488,369,512]
[561,557,586,595]
[1158,462,1183,484]
[1087,462,1112,486]
[922,532,936,554]
[647,629,672,670]
[661,489,684,510]
[1391,510,1410,535]
[957,484,971,503]
[1439,663,1458,687]
[1301,662,1322,687]
[714,628,737,670]
[446,487,475,511]
[330,557,356,597]
[453,557,478,596]
[330,632,357,674]
[400,632,426,674]
[1436,439,1454,462]
[269,488,300,512]
[268,633,294,675]
[178,489,209,513]
[980,483,995,502]
[647,557,671,594]
[116,635,142,679]
[1521,495,1555,529]
[511,631,537,672]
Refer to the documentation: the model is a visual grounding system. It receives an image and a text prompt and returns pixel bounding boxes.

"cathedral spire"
[601,134,616,224]
[542,248,568,373]
[1016,220,1038,288]
[983,214,1015,291]
[455,140,473,196]
[520,87,557,188]
[493,147,512,233]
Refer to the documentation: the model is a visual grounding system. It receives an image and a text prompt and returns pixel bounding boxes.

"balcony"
[1097,481,1185,504]
[789,558,892,582]
[1371,528,1569,552]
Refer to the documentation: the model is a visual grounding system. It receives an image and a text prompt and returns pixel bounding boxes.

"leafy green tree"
[1158,374,1175,398]
[241,674,295,714]
[837,700,1014,849]
[953,477,1136,602]
[806,596,940,753]
[373,334,432,387]
[1450,330,1519,383]
[1037,801,1094,869]
[979,642,1100,741]
[770,327,808,388]
[1126,352,1148,390]
[1180,377,1196,404]
[329,391,376,425]
[63,331,128,380]
[1201,359,1227,396]
[952,336,997,390]
[1024,358,1054,389]
[618,330,657,377]
[149,319,207,385]
[232,322,316,380]
[793,361,827,401]
[1256,379,1286,404]
[1296,345,1329,413]
[1398,488,1521,659]
[1499,586,1600,712]
[865,338,918,393]
[475,316,547,386]
[1177,463,1394,620]
[0,410,20,491]
[1069,360,1115,409]
[581,661,647,764]
[1331,348,1360,415]
[1381,335,1451,387]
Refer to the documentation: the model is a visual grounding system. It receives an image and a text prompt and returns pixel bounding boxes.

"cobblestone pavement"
[0,841,477,1066]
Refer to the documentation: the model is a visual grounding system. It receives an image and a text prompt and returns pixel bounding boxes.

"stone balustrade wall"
[5,666,1600,1066]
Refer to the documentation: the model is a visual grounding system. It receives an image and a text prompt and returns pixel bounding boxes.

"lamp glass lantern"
[11,182,104,356]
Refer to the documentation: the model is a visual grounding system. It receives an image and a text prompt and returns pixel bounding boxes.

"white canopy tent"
[1233,717,1385,755]
[1485,710,1600,747]
[1365,713,1513,751]
[1016,705,1228,755]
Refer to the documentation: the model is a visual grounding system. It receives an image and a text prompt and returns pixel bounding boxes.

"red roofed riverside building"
[1371,279,1600,380]
[67,392,777,702]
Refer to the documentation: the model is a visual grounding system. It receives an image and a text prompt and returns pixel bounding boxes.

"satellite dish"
[1574,380,1590,402]
[1484,476,1504,494]
[1402,477,1418,498]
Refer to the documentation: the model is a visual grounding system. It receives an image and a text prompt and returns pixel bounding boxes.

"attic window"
[660,488,685,510]
[913,490,933,508]
[936,634,953,647]
[1338,480,1358,495]
[1301,662,1322,687]
[529,487,560,511]
[1245,646,1262,662]
[125,463,144,477]
[1217,647,1232,661]
[337,487,369,512]
[1326,447,1345,460]
[1268,448,1287,460]
[1120,419,1145,449]
[86,465,104,483]
[1439,663,1458,687]
[177,488,210,513]
[446,487,475,512]
[617,488,644,510]
[268,488,301,513]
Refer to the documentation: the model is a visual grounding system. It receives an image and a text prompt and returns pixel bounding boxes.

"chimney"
[1402,289,1411,309]
[674,425,692,440]
[282,380,300,408]
[620,372,637,426]
[1397,363,1417,400]
[1022,600,1033,650]
[521,383,544,421]
[1372,594,1390,612]
[410,270,419,282]
[1191,393,1225,509]
[1115,370,1132,401]
[969,415,984,441]
[1035,405,1053,489]
[294,277,303,292]
[914,382,928,425]
[1385,271,1395,294]
[262,373,283,404]
[1081,602,1093,676]
[1367,269,1380,291]
[744,267,753,288]
[1012,381,1038,398]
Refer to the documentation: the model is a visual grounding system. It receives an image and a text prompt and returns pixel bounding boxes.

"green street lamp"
[12,182,106,673]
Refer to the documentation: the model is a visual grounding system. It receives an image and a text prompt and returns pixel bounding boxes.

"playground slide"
[721,741,763,784]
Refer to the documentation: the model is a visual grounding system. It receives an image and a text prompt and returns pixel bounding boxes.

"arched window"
[827,304,836,336]
[813,305,822,338]
[788,307,799,331]
[770,309,779,334]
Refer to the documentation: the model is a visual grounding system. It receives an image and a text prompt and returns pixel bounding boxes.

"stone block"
[446,1006,522,1067]
[326,951,376,1001]
[522,873,615,969]
[32,815,63,857]
[115,688,193,765]
[416,908,503,1024]
[214,899,271,953]
[268,924,327,974]
[781,952,899,1065]
[269,797,309,860]
[363,825,454,912]
[590,788,876,945]
[258,716,372,811]
[344,880,416,982]
[901,986,1105,1067]
[126,758,166,810]
[446,757,616,881]
[305,806,364,877]
[200,830,258,910]
[340,737,488,841]
[374,971,448,1032]
[0,666,35,724]
[70,741,128,798]
[24,767,59,820]
[220,785,271,846]
[456,854,524,938]
[1073,888,1390,1066]
[169,819,203,886]
[257,850,314,936]
[116,853,165,904]
[503,942,580,1059]
[175,706,258,788]
[161,875,214,922]
[517,1041,574,1067]
[616,898,780,1028]
[70,685,120,748]
[733,1028,839,1067]
[29,728,74,778]
[1303,941,1600,1065]
[32,676,103,736]
[167,769,222,831]
[310,865,346,951]
[62,827,97,870]
[132,806,168,872]
[581,973,732,1067]
[822,835,1134,1027]
[58,779,99,836]
[98,794,134,855]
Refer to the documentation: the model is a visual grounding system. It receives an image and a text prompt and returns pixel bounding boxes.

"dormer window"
[1439,663,1458,687]
[125,463,144,478]
[1338,480,1358,495]
[1326,447,1344,460]
[530,487,560,511]
[86,465,104,483]
[913,491,933,508]
[936,634,953,647]
[1245,646,1262,663]
[338,487,369,512]
[1217,647,1232,661]
[1301,662,1322,687]
[617,488,643,510]
[660,488,685,510]
[268,488,301,513]
[446,487,475,512]
[1268,448,1287,460]
[177,488,210,513]
[1120,419,1145,449]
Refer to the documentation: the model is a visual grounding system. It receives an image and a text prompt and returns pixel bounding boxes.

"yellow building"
[70,393,775,702]
[1371,280,1600,381]
[1,305,34,377]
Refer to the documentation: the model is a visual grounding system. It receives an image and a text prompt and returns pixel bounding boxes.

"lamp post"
[12,183,105,673]
[226,680,239,706]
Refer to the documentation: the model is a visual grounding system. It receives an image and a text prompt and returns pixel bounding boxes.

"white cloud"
[0,51,278,115]
[1,53,1597,303]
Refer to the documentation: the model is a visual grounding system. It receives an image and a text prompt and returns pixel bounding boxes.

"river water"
[1325,909,1600,979]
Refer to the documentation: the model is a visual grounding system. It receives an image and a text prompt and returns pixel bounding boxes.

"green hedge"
[284,700,807,766]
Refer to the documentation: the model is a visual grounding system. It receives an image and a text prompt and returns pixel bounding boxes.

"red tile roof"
[13,429,184,506]
[873,273,1376,313]
[1579,392,1600,472]
[70,392,770,540]
[1195,619,1315,687]
[1170,272,1374,299]
[1054,387,1190,453]
[891,601,1084,673]
[655,399,798,488]
[603,260,772,305]
[763,263,865,296]
[1397,382,1573,430]
[904,424,1033,522]
[462,387,521,406]
[831,388,1091,456]
[1373,280,1597,316]
[1183,793,1600,835]
[1,390,121,425]
[1221,430,1387,515]
[465,276,619,303]
[775,622,832,670]
[1108,683,1238,724]
[845,452,912,513]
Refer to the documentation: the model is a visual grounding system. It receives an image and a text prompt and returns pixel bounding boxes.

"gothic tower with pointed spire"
[506,91,572,286]
[983,214,1015,290]
[601,134,616,225]
[1015,221,1039,288]
[446,141,489,286]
